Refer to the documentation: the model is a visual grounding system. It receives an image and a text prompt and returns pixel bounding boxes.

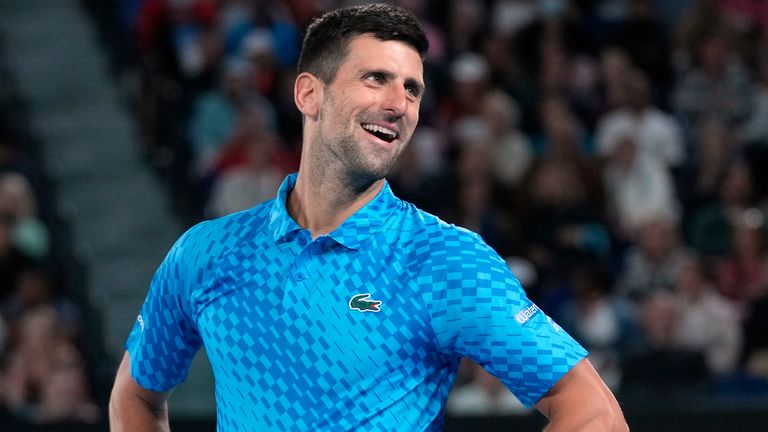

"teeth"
[362,123,397,138]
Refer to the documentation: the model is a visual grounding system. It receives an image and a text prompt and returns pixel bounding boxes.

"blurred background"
[0,0,767,430]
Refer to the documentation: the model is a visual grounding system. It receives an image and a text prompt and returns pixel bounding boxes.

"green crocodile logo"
[349,293,382,313]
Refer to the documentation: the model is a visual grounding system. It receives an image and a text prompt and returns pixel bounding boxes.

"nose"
[382,84,408,118]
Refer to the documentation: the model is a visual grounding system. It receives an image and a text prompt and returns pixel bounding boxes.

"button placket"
[292,234,316,283]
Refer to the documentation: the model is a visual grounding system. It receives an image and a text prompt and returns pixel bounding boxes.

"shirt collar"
[269,173,399,250]
[268,173,303,244]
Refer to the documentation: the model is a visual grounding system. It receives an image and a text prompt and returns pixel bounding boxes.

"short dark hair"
[297,3,429,84]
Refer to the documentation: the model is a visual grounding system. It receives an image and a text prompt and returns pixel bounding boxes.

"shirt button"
[295,272,306,281]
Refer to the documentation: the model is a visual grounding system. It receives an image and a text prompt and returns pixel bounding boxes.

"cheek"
[406,110,419,135]
[406,102,420,124]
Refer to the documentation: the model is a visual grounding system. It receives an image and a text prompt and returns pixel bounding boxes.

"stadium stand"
[3,0,768,430]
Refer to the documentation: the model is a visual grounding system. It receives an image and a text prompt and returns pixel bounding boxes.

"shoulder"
[390,201,484,247]
[647,108,681,127]
[386,201,505,272]
[171,200,275,259]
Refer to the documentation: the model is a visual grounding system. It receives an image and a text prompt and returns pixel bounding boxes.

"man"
[110,4,627,431]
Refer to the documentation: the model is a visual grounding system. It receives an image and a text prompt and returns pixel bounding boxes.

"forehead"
[339,34,423,78]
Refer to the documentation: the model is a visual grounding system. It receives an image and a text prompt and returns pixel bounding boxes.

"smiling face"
[299,34,424,190]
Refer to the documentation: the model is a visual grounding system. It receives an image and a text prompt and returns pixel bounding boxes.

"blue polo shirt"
[126,173,587,431]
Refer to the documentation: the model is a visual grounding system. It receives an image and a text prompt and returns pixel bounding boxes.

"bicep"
[422,235,587,405]
[111,352,172,418]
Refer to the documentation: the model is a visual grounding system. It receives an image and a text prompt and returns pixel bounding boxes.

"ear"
[294,72,322,118]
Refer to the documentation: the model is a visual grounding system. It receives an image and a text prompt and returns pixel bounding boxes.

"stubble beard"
[336,133,400,193]
[316,94,405,194]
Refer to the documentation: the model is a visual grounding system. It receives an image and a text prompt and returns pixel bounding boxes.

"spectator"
[446,360,530,416]
[238,28,278,98]
[716,208,768,304]
[621,290,710,392]
[457,174,510,255]
[534,93,596,160]
[478,31,538,128]
[611,0,674,99]
[0,266,82,338]
[395,0,447,64]
[595,68,684,169]
[680,118,737,216]
[133,0,186,158]
[0,17,105,426]
[616,213,690,303]
[742,42,768,147]
[673,29,754,139]
[165,0,222,91]
[688,160,755,256]
[489,0,538,41]
[446,117,513,255]
[621,247,743,389]
[0,172,50,260]
[673,0,727,69]
[514,0,594,92]
[479,89,533,189]
[743,294,768,379]
[219,0,300,68]
[444,0,487,56]
[36,362,100,424]
[0,215,34,303]
[205,105,283,217]
[1,306,98,424]
[674,252,742,376]
[719,0,768,30]
[188,58,252,176]
[523,156,610,310]
[557,263,637,390]
[532,94,605,217]
[439,52,491,127]
[602,133,680,239]
[201,82,277,176]
[596,46,635,114]
[742,37,768,200]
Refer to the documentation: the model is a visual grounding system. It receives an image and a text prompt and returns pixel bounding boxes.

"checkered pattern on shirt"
[126,173,587,431]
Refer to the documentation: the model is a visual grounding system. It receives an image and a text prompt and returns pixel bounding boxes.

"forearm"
[541,384,627,432]
[542,404,627,432]
[536,360,628,432]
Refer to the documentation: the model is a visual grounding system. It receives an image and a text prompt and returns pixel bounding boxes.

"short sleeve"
[421,230,588,407]
[125,225,205,392]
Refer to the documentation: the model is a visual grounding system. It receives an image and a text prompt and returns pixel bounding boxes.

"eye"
[405,84,420,98]
[364,72,385,84]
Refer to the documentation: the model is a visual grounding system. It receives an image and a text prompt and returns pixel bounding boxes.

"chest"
[190,236,437,390]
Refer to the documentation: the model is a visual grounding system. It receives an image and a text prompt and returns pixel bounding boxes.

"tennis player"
[110,4,627,431]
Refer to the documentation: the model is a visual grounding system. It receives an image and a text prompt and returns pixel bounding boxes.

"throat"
[288,172,384,238]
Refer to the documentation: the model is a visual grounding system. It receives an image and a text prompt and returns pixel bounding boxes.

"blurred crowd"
[105,0,768,415]
[0,57,101,422]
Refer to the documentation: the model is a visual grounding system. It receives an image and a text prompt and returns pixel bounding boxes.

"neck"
[287,168,385,239]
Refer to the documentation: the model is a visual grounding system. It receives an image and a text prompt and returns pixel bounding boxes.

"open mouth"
[361,123,398,143]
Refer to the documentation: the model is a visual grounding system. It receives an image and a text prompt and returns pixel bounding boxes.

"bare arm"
[110,352,173,432]
[534,358,628,432]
